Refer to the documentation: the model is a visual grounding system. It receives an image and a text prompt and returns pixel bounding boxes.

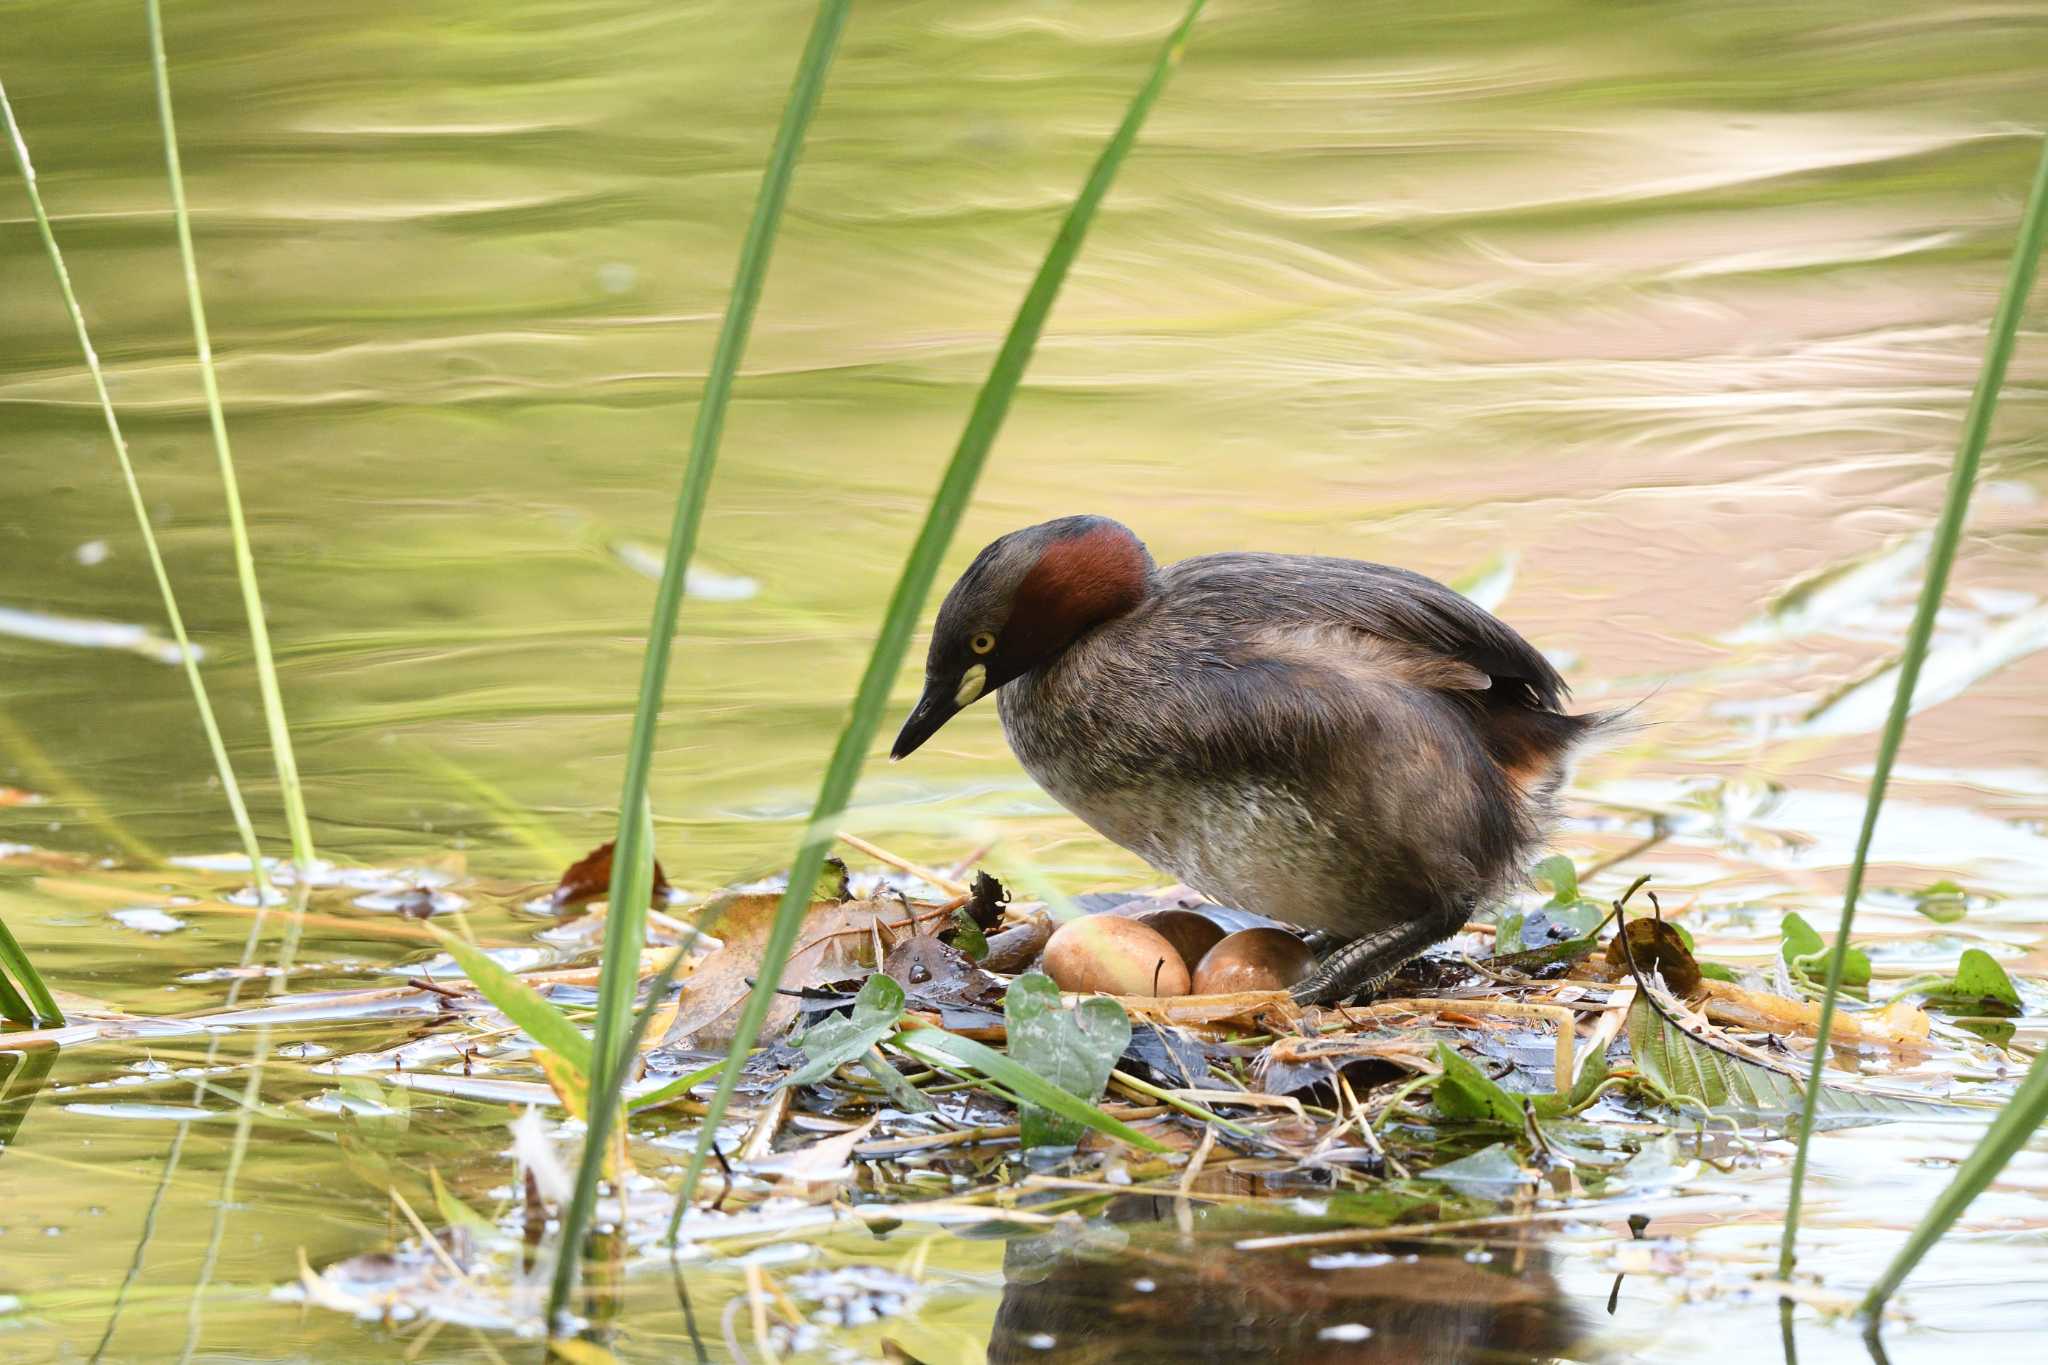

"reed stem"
[147,0,315,870]
[1,73,270,894]
[545,0,851,1331]
[1777,132,2048,1278]
[667,0,1209,1232]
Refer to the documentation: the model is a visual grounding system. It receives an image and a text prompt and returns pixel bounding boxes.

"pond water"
[3,0,2046,1360]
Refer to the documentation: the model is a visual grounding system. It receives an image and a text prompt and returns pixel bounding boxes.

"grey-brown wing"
[1163,552,1570,709]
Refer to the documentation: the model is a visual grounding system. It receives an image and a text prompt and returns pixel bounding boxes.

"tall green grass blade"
[146,0,315,870]
[1,77,268,892]
[548,0,851,1329]
[0,911,65,1027]
[1859,1049,2048,1321]
[1777,132,2048,1278]
[668,0,1208,1233]
[0,962,32,1027]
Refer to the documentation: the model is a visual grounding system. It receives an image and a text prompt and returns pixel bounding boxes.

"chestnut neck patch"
[1006,522,1153,661]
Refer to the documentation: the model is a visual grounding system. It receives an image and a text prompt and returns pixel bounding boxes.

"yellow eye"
[970,631,997,655]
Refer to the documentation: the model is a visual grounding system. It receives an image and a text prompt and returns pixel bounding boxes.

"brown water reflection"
[988,1198,1589,1363]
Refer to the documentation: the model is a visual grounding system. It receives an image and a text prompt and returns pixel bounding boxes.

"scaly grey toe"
[1289,919,1448,1005]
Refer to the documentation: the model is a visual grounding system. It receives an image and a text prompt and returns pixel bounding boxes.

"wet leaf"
[1605,917,1702,998]
[1779,912,1870,987]
[946,907,990,961]
[1430,1042,1525,1128]
[1532,855,1579,904]
[881,930,1004,1012]
[1004,972,1133,1147]
[786,973,909,1088]
[548,839,672,912]
[425,924,591,1076]
[1624,991,1954,1121]
[1920,948,2022,1016]
[811,855,852,903]
[1493,912,1525,955]
[891,1024,1168,1154]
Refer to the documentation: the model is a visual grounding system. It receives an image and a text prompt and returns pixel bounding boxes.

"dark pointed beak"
[890,683,959,761]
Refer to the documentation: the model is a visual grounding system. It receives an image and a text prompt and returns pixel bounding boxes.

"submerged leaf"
[1911,880,1973,925]
[1005,972,1132,1147]
[1422,1142,1533,1196]
[786,973,908,1088]
[430,1168,496,1237]
[741,1117,878,1185]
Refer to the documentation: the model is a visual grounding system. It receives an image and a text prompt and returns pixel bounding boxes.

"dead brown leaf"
[1604,917,1701,997]
[659,895,895,1048]
[550,839,673,911]
[883,932,1004,1011]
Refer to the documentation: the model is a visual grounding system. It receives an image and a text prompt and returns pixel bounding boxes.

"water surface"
[3,1,2046,1360]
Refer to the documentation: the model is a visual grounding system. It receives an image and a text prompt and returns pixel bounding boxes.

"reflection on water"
[989,1198,1588,1363]
[3,0,2047,1359]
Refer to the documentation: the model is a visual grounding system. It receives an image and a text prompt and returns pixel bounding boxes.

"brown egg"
[1190,927,1318,995]
[1041,916,1191,997]
[1132,907,1227,971]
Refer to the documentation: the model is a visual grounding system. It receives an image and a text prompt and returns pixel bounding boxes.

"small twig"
[835,831,971,898]
[388,1188,468,1285]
